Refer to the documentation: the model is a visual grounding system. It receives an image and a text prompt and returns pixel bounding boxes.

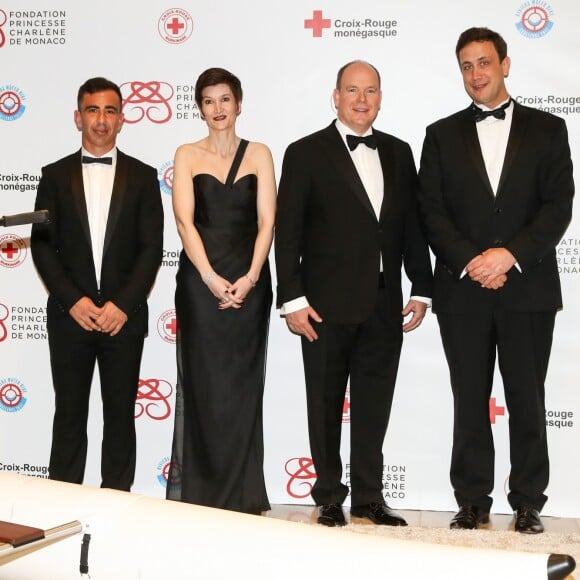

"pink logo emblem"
[121,81,174,124]
[0,303,8,342]
[135,378,174,420]
[0,10,7,48]
[285,457,317,499]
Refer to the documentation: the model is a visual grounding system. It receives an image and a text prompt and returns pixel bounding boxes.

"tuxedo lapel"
[459,108,494,198]
[377,134,394,221]
[103,150,127,256]
[70,150,92,246]
[320,123,376,218]
[496,103,528,198]
[322,128,395,222]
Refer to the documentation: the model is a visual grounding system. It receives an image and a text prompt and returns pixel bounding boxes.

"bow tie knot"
[472,99,512,123]
[82,155,113,165]
[346,133,377,151]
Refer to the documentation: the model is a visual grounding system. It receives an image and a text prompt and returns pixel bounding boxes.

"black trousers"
[47,327,144,491]
[437,308,555,512]
[301,288,403,506]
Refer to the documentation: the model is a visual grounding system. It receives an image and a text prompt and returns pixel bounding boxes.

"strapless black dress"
[167,140,271,513]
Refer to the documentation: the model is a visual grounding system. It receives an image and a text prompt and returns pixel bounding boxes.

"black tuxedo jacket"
[418,102,574,314]
[275,121,432,324]
[31,149,164,335]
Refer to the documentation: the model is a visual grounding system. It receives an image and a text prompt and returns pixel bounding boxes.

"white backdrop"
[1,0,578,516]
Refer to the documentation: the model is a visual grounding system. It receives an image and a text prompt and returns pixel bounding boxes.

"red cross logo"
[305,10,331,37]
[165,316,177,336]
[489,397,505,424]
[1,242,18,260]
[158,9,193,45]
[166,17,185,36]
[0,234,26,268]
[157,309,177,344]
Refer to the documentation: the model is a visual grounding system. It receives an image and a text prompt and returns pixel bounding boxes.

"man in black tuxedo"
[31,77,163,491]
[418,28,574,533]
[275,61,433,527]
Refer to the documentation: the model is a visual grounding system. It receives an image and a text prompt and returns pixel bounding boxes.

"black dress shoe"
[515,506,544,534]
[449,506,489,530]
[350,500,407,526]
[317,503,346,527]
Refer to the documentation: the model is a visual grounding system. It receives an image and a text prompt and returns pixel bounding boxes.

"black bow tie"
[82,155,113,165]
[472,99,512,123]
[346,133,378,151]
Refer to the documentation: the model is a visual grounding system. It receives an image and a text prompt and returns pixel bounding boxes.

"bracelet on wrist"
[202,271,217,285]
[245,273,256,287]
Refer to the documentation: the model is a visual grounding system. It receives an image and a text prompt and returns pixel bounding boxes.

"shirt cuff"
[280,296,309,315]
[410,295,431,308]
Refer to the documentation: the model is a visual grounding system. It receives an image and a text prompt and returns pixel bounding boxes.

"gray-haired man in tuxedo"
[276,60,433,527]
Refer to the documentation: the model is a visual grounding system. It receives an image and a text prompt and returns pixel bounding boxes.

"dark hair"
[455,27,508,62]
[335,60,381,90]
[77,77,122,110]
[194,68,243,109]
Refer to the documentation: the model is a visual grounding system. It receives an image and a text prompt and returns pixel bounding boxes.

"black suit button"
[494,208,502,214]
[493,239,503,245]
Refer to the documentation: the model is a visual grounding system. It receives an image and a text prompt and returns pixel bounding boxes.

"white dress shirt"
[335,118,384,218]
[475,97,513,195]
[81,147,116,287]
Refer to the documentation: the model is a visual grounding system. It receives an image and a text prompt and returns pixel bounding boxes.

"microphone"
[0,210,50,227]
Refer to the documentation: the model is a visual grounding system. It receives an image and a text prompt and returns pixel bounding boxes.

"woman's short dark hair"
[194,68,243,109]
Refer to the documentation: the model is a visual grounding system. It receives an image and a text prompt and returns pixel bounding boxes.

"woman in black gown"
[166,68,276,514]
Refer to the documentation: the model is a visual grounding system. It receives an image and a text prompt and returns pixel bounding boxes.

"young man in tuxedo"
[275,61,433,527]
[31,77,164,491]
[418,28,574,533]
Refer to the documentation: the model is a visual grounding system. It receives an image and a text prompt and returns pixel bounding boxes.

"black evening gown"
[167,140,272,513]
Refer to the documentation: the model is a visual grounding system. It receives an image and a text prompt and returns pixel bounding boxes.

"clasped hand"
[466,248,516,290]
[69,297,128,336]
[207,273,254,310]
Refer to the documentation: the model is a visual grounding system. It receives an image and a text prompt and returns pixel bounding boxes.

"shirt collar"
[474,96,513,112]
[335,118,374,141]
